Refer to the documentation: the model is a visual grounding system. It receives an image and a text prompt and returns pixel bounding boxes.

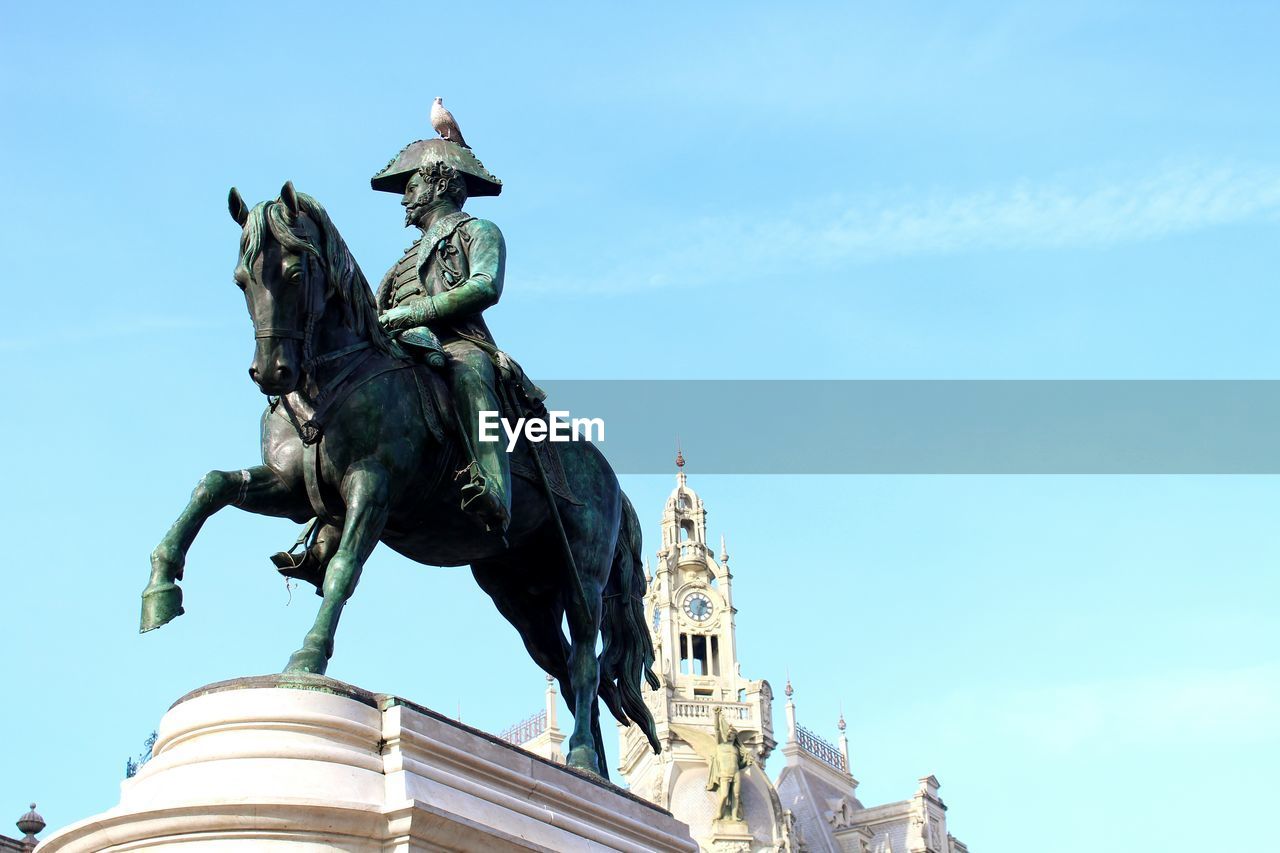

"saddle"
[397,325,578,506]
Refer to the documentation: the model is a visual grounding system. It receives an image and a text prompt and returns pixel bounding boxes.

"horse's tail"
[598,490,661,754]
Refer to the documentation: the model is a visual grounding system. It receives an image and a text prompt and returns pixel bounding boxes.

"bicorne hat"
[370,138,502,197]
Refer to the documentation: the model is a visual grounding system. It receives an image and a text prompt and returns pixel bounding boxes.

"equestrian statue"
[138,114,659,779]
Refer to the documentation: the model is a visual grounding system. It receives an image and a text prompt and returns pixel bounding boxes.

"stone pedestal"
[705,819,754,853]
[39,675,697,852]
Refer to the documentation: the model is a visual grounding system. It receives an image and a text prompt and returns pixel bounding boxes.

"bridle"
[253,216,361,375]
[254,211,378,443]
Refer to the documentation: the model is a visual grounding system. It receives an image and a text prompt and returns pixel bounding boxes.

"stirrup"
[455,465,510,536]
[270,518,319,574]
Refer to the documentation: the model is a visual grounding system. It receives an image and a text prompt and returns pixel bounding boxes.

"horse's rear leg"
[559,531,615,777]
[142,465,305,632]
[472,559,575,706]
[564,586,608,777]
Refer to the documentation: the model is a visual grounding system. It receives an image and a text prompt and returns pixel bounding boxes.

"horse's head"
[228,182,386,396]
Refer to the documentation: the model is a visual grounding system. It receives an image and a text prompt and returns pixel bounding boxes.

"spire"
[784,673,797,742]
[545,674,560,733]
[837,704,851,773]
[662,443,705,545]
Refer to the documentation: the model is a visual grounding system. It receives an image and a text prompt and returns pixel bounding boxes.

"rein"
[279,345,392,446]
[255,328,305,340]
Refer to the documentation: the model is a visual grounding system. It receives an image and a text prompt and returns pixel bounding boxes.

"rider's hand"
[378,305,415,331]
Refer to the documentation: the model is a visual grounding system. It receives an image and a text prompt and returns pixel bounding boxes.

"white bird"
[430,97,469,149]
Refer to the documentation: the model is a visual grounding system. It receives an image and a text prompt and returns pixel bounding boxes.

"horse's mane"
[236,193,392,356]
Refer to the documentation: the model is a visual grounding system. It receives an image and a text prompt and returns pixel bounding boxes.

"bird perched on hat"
[430,97,469,149]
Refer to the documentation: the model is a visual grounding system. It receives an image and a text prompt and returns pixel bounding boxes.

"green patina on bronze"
[372,143,513,533]
[171,673,381,710]
[140,132,658,779]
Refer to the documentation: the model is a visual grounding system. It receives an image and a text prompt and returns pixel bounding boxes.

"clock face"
[683,592,713,622]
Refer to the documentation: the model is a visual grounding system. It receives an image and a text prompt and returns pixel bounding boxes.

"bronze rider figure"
[371,138,512,534]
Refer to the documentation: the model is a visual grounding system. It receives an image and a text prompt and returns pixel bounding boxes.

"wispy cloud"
[818,164,1280,259]
[522,163,1280,295]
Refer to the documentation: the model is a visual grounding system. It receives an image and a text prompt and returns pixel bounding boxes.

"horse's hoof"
[284,647,328,675]
[566,746,602,777]
[140,582,184,633]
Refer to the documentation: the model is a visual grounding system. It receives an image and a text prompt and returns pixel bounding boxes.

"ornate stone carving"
[711,840,752,853]
[825,796,856,830]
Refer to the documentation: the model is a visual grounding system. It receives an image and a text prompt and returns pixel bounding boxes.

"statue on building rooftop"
[707,706,756,822]
[672,706,757,824]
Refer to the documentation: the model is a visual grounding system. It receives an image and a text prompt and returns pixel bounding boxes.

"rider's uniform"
[375,213,510,525]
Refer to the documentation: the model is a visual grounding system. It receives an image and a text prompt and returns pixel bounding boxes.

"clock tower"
[617,454,780,851]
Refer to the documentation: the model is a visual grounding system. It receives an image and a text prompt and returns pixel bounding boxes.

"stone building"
[509,460,971,852]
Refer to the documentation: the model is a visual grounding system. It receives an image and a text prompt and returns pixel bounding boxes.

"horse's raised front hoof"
[284,647,329,675]
[140,582,184,633]
[566,746,602,777]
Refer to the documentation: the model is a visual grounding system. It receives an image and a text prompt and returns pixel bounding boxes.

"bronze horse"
[140,182,659,777]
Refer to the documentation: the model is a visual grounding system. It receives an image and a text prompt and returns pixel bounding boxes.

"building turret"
[618,457,780,851]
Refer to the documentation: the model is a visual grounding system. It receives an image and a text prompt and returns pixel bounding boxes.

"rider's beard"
[404,190,435,227]
[404,201,427,227]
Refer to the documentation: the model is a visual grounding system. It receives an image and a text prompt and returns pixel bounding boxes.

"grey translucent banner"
[531,380,1280,474]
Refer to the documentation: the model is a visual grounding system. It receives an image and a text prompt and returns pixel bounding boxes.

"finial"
[838,711,846,732]
[546,673,554,685]
[16,802,45,839]
[719,534,729,563]
[784,676,793,698]
[675,439,685,470]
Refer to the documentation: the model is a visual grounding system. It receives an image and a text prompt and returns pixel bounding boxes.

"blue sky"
[2,2,1278,850]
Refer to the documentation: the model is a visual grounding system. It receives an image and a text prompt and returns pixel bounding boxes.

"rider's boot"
[270,519,337,594]
[457,460,511,534]
[447,342,512,536]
